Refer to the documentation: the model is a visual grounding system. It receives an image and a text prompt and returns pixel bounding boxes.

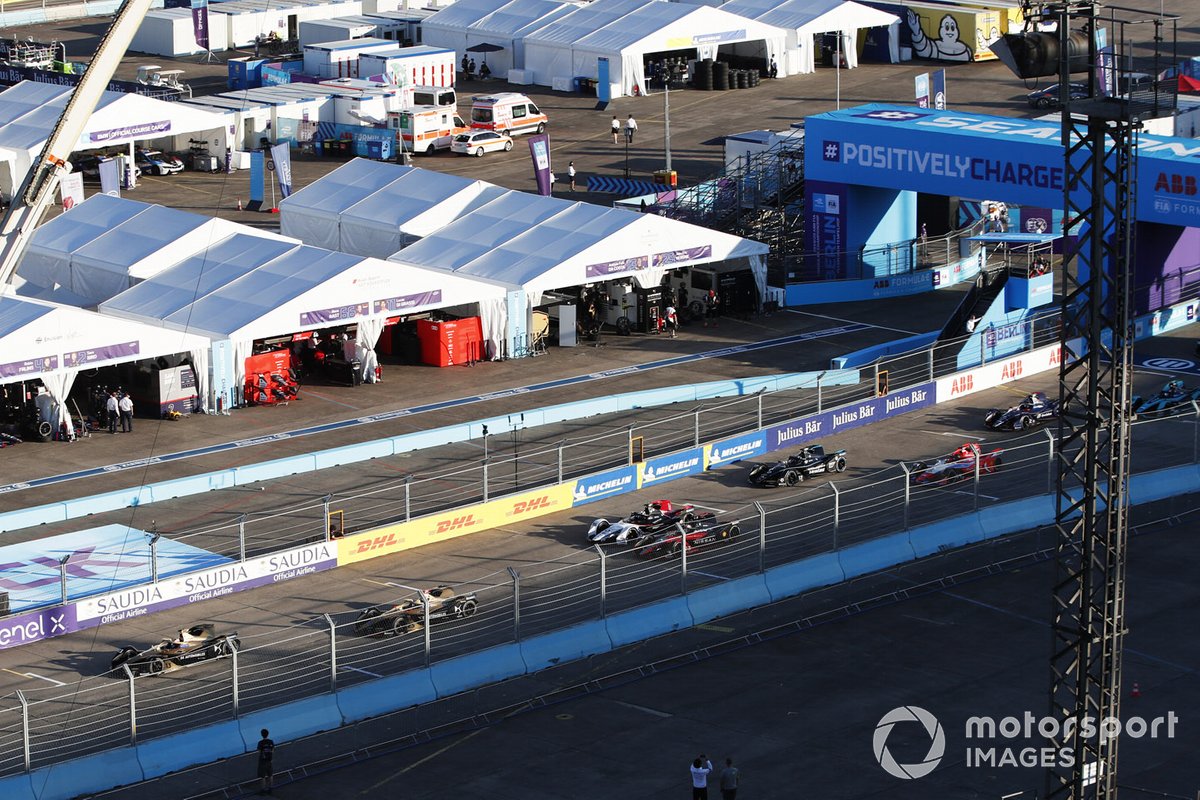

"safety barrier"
[29,745,144,800]
[519,619,612,672]
[135,721,245,779]
[686,574,772,625]
[429,644,526,698]
[237,695,344,746]
[336,672,438,724]
[605,597,694,649]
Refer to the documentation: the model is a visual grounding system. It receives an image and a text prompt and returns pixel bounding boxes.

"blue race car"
[1131,379,1200,416]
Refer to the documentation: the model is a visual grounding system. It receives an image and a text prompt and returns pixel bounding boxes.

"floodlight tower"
[992,4,1178,798]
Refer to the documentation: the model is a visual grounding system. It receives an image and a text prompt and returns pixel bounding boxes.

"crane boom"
[0,0,155,288]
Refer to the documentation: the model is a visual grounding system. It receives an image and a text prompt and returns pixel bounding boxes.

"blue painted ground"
[0,525,230,611]
[0,325,867,495]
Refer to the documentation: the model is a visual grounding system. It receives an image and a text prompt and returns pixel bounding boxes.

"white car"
[450,130,513,157]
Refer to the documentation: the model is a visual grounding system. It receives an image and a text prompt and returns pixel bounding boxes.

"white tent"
[522,0,788,97]
[720,0,900,73]
[99,235,510,404]
[16,195,292,307]
[422,0,577,78]
[131,7,232,56]
[280,159,507,255]
[0,296,212,435]
[0,82,231,199]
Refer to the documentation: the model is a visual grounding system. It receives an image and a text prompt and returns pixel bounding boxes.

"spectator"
[105,391,119,434]
[624,114,638,144]
[703,289,719,327]
[611,115,620,144]
[664,303,678,338]
[461,54,469,76]
[567,161,576,191]
[257,729,275,795]
[467,58,476,79]
[479,61,491,80]
[118,392,133,433]
[966,314,979,334]
[769,58,778,79]
[719,758,740,800]
[691,755,714,800]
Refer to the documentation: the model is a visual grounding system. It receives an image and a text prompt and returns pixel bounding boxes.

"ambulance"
[388,105,469,154]
[469,93,548,137]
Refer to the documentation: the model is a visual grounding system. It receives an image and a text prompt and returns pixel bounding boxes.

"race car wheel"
[784,471,800,486]
[222,637,240,656]
[146,657,166,675]
[354,606,381,635]
[989,456,1003,472]
[984,410,1000,427]
[457,599,478,618]
[111,646,139,671]
[832,456,847,473]
[615,316,632,335]
[748,465,765,484]
[727,525,741,541]
[1018,415,1037,431]
[391,616,417,636]
[668,541,682,558]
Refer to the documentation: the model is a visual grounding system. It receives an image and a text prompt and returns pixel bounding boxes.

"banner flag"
[191,0,209,49]
[248,150,265,211]
[270,142,293,199]
[98,158,120,197]
[932,69,946,109]
[914,73,930,108]
[528,133,552,197]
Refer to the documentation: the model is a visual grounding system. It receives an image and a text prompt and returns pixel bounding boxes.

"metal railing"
[0,408,1196,776]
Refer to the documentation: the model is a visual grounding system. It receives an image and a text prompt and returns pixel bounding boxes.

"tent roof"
[424,0,576,37]
[524,0,786,53]
[0,295,211,384]
[721,0,899,34]
[100,236,508,341]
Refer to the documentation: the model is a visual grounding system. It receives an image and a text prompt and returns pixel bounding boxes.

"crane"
[0,0,155,288]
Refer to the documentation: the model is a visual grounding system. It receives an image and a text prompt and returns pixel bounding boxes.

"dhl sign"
[337,484,575,566]
[935,344,1062,403]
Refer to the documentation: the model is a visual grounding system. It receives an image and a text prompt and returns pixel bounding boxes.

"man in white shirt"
[105,391,119,434]
[690,755,713,800]
[624,114,638,144]
[118,392,134,433]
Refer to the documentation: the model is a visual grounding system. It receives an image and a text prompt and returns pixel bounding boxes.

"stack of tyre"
[692,58,714,90]
[713,61,729,90]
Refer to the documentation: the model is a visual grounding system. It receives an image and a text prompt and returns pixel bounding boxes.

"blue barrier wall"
[832,330,939,369]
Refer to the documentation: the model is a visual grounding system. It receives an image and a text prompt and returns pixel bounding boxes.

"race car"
[1131,379,1200,416]
[586,500,696,545]
[353,585,478,636]
[110,624,240,676]
[983,392,1061,431]
[747,444,847,487]
[910,443,1003,487]
[637,514,740,558]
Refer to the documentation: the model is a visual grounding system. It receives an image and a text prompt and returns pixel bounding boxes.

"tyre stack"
[736,70,748,89]
[748,69,760,88]
[693,58,714,90]
[713,61,729,91]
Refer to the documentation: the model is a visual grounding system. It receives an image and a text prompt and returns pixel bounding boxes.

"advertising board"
[936,344,1062,402]
[766,383,936,449]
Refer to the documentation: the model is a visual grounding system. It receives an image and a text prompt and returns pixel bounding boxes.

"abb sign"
[935,344,1061,403]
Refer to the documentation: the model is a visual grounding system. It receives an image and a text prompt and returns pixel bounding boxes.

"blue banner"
[248,149,265,211]
[707,432,767,467]
[640,447,705,486]
[270,142,292,198]
[932,69,946,109]
[571,465,638,504]
[765,383,936,450]
[98,158,120,197]
[597,57,611,104]
[528,133,552,197]
[804,179,847,280]
[914,72,929,108]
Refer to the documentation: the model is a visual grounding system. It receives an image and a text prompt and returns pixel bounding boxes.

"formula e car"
[586,500,696,545]
[110,624,240,676]
[983,392,1061,432]
[910,443,1003,487]
[748,444,847,487]
[354,585,478,636]
[1130,379,1200,417]
[637,514,740,558]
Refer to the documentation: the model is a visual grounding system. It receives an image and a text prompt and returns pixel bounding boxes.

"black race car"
[637,514,740,558]
[354,585,478,636]
[110,624,240,676]
[587,499,695,544]
[983,391,1061,431]
[1131,379,1200,417]
[748,444,847,487]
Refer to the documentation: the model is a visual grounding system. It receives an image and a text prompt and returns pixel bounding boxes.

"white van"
[388,106,469,154]
[470,93,548,137]
[413,85,456,108]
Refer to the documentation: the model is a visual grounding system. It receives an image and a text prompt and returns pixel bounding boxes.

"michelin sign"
[807,104,1200,228]
[707,433,767,466]
[640,448,705,485]
[572,465,638,504]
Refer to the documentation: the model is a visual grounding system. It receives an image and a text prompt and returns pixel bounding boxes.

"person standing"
[567,161,576,191]
[257,729,275,795]
[461,54,469,76]
[611,115,620,143]
[467,57,476,79]
[624,114,638,144]
[690,755,713,800]
[664,303,678,338]
[105,391,119,434]
[118,392,133,433]
[719,758,740,800]
[769,58,778,78]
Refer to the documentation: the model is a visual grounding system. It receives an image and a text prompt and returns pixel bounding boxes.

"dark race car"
[984,391,1061,431]
[586,499,696,544]
[1026,82,1088,108]
[637,514,740,558]
[354,585,478,636]
[1131,379,1200,417]
[748,444,847,487]
[110,624,240,676]
[910,443,1003,487]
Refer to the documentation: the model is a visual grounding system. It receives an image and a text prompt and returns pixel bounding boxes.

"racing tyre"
[457,599,478,619]
[748,465,765,485]
[391,616,417,636]
[668,541,682,558]
[354,606,381,635]
[832,456,847,473]
[784,470,800,487]
[984,410,1000,428]
[223,637,240,656]
[1018,415,1037,431]
[615,316,632,335]
[474,147,485,157]
[146,657,166,676]
[727,525,741,542]
[989,456,1003,472]
[111,646,139,671]
[504,140,513,151]
[36,421,52,441]
[536,123,546,134]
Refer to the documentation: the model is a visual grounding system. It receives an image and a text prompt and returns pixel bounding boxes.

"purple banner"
[766,383,935,450]
[584,255,649,279]
[373,289,442,314]
[932,69,946,109]
[0,355,57,380]
[89,119,171,144]
[805,179,848,280]
[0,605,79,651]
[191,0,210,50]
[299,303,370,326]
[528,134,552,197]
[62,340,140,368]
[652,245,713,267]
